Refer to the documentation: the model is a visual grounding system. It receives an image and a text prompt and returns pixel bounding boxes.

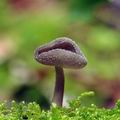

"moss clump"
[0,92,120,120]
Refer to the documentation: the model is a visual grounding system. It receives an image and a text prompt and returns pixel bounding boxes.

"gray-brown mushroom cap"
[34,37,87,69]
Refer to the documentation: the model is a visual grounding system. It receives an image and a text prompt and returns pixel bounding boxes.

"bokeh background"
[0,0,120,109]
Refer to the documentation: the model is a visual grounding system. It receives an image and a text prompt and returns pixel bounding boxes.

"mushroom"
[34,37,87,106]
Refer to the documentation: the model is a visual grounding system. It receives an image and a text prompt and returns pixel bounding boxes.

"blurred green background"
[0,0,120,108]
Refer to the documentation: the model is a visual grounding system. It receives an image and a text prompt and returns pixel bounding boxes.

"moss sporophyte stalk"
[34,37,87,106]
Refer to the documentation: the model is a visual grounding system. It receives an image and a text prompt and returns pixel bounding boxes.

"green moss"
[0,92,120,120]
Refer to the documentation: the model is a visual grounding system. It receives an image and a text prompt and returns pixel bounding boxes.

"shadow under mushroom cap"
[34,37,87,69]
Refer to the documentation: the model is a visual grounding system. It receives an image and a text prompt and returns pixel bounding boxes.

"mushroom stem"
[52,66,64,106]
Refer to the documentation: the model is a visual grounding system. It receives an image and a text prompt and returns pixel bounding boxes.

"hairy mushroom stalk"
[34,37,87,106]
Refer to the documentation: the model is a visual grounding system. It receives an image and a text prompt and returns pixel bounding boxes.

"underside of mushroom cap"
[35,37,87,69]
